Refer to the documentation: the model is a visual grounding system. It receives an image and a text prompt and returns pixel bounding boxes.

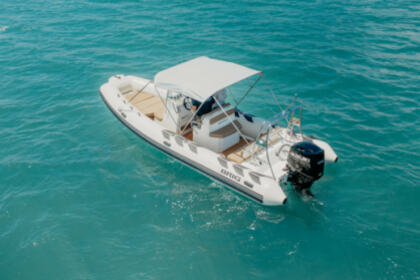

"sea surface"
[1,0,419,279]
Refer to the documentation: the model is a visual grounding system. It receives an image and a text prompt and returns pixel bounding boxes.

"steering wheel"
[183,97,193,111]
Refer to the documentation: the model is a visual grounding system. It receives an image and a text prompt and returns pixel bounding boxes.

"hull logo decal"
[221,168,241,183]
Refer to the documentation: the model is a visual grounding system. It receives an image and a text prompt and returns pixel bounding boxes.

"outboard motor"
[287,142,325,192]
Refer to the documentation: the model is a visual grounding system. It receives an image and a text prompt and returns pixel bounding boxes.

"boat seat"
[210,124,236,138]
[209,121,242,138]
[199,103,231,121]
[193,103,240,152]
[209,108,235,124]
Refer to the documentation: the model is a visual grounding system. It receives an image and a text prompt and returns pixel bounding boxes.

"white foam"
[0,26,8,32]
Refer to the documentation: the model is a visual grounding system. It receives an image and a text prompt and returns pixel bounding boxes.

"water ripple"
[0,0,419,279]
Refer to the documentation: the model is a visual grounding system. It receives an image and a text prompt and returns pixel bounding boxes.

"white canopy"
[154,56,261,102]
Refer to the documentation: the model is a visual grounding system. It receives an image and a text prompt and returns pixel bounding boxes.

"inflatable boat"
[100,56,338,205]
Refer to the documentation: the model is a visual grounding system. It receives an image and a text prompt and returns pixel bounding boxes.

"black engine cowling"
[287,142,325,191]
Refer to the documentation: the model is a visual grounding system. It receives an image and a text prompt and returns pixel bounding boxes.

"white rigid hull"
[100,75,289,205]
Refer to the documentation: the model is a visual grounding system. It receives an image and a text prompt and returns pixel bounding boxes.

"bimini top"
[154,56,261,102]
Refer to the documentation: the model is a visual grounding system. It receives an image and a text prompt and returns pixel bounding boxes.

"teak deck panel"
[123,90,165,121]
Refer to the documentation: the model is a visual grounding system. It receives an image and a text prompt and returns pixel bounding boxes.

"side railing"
[245,96,303,181]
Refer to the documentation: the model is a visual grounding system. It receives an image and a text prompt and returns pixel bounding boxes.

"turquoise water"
[1,0,419,279]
